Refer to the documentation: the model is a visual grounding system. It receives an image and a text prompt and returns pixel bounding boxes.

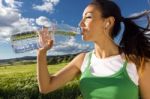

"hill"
[0,53,79,66]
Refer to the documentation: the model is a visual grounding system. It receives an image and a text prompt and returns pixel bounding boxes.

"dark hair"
[90,0,150,72]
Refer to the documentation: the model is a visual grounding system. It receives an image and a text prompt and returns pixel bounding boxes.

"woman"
[37,0,150,98]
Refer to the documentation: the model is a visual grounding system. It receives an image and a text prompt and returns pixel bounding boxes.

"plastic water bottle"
[10,23,79,53]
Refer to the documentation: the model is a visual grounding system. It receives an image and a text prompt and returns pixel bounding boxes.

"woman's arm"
[37,48,85,94]
[139,61,150,99]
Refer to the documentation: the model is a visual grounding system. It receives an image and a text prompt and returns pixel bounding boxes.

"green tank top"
[80,52,139,99]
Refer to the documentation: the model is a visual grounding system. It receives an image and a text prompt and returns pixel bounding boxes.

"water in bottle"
[10,23,78,53]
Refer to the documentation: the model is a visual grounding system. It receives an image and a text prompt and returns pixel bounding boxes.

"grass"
[0,62,82,99]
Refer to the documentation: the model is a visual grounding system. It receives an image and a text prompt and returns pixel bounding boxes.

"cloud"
[0,26,13,36]
[36,16,52,27]
[0,7,20,26]
[46,0,59,5]
[33,2,53,13]
[0,0,22,25]
[5,0,23,8]
[33,0,60,13]
[0,0,22,41]
[12,18,37,33]
[48,35,92,55]
[0,0,38,42]
[0,0,3,7]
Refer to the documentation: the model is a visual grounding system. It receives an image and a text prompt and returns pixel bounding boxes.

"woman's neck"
[94,41,120,59]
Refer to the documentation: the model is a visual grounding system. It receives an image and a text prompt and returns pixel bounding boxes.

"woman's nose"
[78,19,84,27]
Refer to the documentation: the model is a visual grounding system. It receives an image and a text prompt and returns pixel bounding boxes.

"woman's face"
[79,5,107,42]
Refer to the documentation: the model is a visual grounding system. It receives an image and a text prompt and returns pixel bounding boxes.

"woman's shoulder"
[141,60,150,75]
[70,51,92,71]
[140,60,150,75]
[74,51,92,60]
[145,59,150,66]
[139,60,150,99]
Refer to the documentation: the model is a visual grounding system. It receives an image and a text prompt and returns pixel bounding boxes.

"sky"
[0,0,150,60]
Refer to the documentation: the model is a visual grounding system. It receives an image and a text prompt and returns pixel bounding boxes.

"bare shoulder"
[69,52,86,70]
[144,60,150,71]
[141,60,150,76]
[140,60,150,80]
[139,60,150,99]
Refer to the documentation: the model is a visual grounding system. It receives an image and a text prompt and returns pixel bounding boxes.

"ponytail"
[119,11,150,71]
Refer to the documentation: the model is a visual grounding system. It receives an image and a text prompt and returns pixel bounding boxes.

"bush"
[0,76,82,99]
[0,63,82,99]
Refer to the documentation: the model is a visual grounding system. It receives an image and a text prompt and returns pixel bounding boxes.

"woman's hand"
[38,27,54,52]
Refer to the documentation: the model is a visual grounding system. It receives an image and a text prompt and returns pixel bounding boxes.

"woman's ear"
[105,16,115,29]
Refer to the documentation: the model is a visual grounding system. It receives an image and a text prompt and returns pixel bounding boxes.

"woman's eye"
[85,16,92,19]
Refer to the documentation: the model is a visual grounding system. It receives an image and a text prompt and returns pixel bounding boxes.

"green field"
[0,62,82,99]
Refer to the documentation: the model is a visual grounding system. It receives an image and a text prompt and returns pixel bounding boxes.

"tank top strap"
[86,51,92,69]
[122,60,128,70]
[82,51,92,73]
